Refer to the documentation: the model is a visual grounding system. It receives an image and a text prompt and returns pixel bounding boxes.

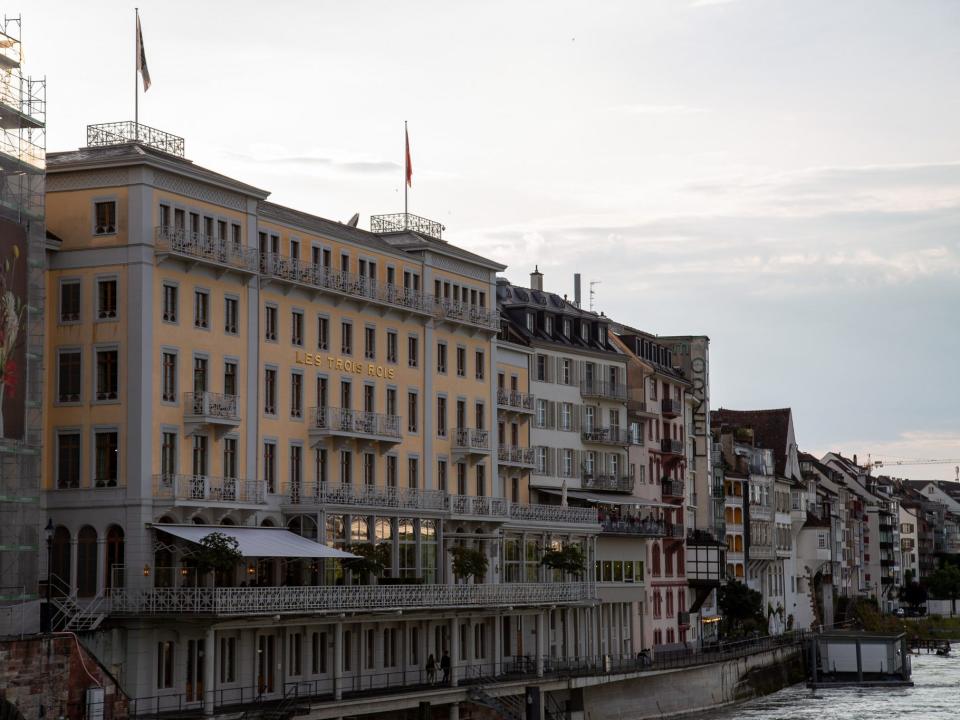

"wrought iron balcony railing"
[286,481,448,511]
[153,474,266,505]
[433,298,500,331]
[498,445,536,468]
[184,391,240,423]
[661,479,685,498]
[453,428,490,453]
[580,380,627,402]
[582,472,635,493]
[581,427,630,446]
[156,226,260,273]
[450,494,509,518]
[310,407,402,443]
[664,523,685,539]
[508,502,597,525]
[259,252,431,315]
[600,518,666,537]
[370,212,444,239]
[661,398,683,417]
[110,581,597,616]
[659,438,684,455]
[497,388,535,413]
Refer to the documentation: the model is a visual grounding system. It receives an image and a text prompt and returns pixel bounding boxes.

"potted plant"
[449,545,488,583]
[540,544,586,578]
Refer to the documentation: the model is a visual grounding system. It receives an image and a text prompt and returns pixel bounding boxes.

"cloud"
[222,148,400,175]
[611,103,710,116]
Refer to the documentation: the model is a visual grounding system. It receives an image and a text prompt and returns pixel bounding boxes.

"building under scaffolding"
[0,15,45,635]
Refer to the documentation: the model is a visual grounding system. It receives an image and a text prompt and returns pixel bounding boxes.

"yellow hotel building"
[42,124,601,718]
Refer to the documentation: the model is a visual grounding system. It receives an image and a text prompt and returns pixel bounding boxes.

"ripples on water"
[706,653,960,720]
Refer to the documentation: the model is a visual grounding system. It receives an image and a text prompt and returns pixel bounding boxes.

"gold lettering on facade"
[295,353,395,379]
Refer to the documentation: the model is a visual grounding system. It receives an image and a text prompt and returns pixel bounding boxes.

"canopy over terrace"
[154,524,358,559]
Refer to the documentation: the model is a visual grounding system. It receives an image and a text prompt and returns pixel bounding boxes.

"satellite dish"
[347,213,359,227]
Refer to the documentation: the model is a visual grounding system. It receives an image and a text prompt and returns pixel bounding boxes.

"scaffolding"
[0,15,44,617]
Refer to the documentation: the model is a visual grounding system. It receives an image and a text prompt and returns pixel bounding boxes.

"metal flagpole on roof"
[404,120,408,223]
[135,8,139,139]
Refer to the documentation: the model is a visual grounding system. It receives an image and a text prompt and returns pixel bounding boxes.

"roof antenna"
[589,280,601,312]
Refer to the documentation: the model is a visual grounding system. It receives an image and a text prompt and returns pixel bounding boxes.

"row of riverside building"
[3,28,959,718]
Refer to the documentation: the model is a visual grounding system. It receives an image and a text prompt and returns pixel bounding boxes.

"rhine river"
[704,653,958,720]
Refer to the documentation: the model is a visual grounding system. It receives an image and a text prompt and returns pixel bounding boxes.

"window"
[386,455,398,487]
[456,347,466,377]
[192,290,209,329]
[560,359,571,385]
[535,355,547,381]
[291,311,304,347]
[536,399,547,427]
[60,281,81,322]
[475,350,485,380]
[219,637,237,684]
[290,445,303,498]
[157,641,175,689]
[437,459,448,493]
[317,316,329,350]
[224,361,237,396]
[94,201,117,235]
[526,313,534,331]
[58,350,82,403]
[161,352,177,402]
[264,368,277,414]
[162,284,178,323]
[264,442,276,493]
[437,342,447,374]
[224,297,238,334]
[363,453,375,486]
[291,373,303,418]
[560,402,571,431]
[97,278,118,319]
[339,450,352,484]
[386,331,398,363]
[386,387,397,416]
[407,392,418,433]
[364,326,376,360]
[437,396,447,437]
[265,305,277,341]
[476,464,486,496]
[94,430,119,487]
[341,321,352,355]
[161,432,176,477]
[57,433,81,489]
[95,348,119,401]
[315,448,328,485]
[457,463,467,495]
[223,438,237,481]
[408,457,419,489]
[408,336,419,368]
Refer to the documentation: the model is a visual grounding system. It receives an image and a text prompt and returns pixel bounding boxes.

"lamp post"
[43,518,54,634]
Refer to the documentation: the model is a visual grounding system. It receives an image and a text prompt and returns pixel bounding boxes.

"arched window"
[261,518,276,528]
[77,526,98,597]
[191,516,207,525]
[288,515,318,540]
[735,535,743,552]
[220,516,236,526]
[665,548,673,576]
[105,525,124,590]
[651,544,661,577]
[676,551,684,576]
[51,526,71,592]
[734,507,743,524]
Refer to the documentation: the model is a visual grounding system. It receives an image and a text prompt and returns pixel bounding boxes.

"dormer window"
[580,322,589,341]
[597,324,605,342]
[526,313,535,331]
[545,316,553,335]
[563,319,571,336]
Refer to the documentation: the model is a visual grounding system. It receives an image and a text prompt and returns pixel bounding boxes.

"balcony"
[508,502,597,525]
[749,503,773,521]
[498,445,536,469]
[659,438,684,456]
[309,407,401,446]
[153,474,266,506]
[627,397,657,416]
[582,472,635,494]
[580,379,627,402]
[110,581,597,617]
[450,494,508,518]
[661,479,685,500]
[581,427,630,446]
[664,523,685,539]
[156,226,259,274]
[183,391,240,429]
[453,428,490,456]
[661,398,682,418]
[750,545,775,560]
[433,298,500,332]
[496,388,535,415]
[259,251,433,318]
[286,481,448,512]
[711,484,726,499]
[600,518,666,537]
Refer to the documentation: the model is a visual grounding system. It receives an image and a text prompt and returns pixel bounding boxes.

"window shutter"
[574,450,582,478]
[547,401,557,430]
[572,404,581,432]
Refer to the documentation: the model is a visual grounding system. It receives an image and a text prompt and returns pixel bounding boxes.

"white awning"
[535,488,675,508]
[154,524,357,559]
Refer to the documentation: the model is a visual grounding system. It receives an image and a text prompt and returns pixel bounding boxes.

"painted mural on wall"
[0,218,26,440]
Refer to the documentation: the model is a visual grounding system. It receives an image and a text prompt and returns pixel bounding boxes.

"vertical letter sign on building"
[0,218,26,440]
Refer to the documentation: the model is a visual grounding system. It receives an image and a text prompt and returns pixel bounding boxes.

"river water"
[706,652,959,720]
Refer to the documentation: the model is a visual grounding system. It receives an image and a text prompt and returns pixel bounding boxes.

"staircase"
[48,575,108,632]
[466,683,523,720]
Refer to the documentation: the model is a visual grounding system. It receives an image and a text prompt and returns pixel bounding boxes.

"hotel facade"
[42,126,602,717]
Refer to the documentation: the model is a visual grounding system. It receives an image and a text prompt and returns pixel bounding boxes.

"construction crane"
[867,457,960,481]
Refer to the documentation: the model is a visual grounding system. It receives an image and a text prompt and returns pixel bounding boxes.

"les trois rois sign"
[295,351,397,380]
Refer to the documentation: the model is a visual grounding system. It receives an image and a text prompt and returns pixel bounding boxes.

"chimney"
[574,273,582,307]
[530,266,543,291]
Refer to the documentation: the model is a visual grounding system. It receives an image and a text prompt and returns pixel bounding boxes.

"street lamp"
[43,518,54,634]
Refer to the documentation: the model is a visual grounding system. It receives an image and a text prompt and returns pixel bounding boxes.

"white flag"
[136,15,151,92]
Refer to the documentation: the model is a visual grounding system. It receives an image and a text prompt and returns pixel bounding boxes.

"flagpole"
[134,8,139,140]
[404,120,408,219]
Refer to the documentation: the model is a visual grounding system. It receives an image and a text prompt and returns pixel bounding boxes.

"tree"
[449,546,488,583]
[344,542,391,584]
[193,532,243,582]
[899,580,928,610]
[540,544,586,578]
[927,564,960,615]
[717,580,765,637]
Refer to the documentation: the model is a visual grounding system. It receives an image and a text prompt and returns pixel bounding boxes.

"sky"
[24,0,960,480]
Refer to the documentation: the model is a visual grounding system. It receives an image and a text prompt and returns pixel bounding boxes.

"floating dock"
[807,631,913,688]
